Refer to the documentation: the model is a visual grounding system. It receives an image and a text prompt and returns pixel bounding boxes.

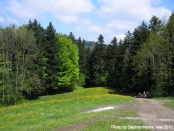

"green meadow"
[0,87,146,131]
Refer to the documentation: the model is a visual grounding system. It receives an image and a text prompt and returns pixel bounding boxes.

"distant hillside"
[84,41,96,47]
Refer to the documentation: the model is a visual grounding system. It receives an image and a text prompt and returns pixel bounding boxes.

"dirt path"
[57,98,174,131]
[122,98,174,130]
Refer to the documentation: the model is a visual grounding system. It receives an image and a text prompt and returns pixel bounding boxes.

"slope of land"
[0,87,136,131]
[2,87,173,131]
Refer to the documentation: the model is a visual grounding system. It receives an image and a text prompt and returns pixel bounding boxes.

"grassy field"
[0,87,146,131]
[155,97,174,110]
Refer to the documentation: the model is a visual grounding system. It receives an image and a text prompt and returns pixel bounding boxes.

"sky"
[0,0,174,44]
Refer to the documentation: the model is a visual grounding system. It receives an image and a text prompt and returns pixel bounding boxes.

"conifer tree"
[44,22,58,94]
[68,32,76,44]
[132,21,150,55]
[90,34,107,86]
[85,47,92,87]
[105,37,119,87]
[149,15,163,32]
[77,38,86,86]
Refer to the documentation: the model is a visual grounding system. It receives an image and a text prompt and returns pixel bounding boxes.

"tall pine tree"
[77,37,86,86]
[105,37,119,87]
[90,34,107,86]
[44,22,58,94]
[68,32,76,44]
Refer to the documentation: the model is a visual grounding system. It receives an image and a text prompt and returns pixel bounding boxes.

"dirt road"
[122,98,174,130]
[58,98,174,131]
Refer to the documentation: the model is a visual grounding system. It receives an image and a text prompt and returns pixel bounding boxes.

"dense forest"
[1,13,174,106]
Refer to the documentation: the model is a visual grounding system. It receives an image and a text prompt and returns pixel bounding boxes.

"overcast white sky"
[0,0,173,43]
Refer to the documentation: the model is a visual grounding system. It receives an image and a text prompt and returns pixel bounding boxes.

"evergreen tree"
[105,37,119,87]
[77,38,86,73]
[119,31,133,89]
[77,38,86,86]
[128,21,150,92]
[85,47,92,87]
[132,21,150,55]
[44,22,58,94]
[149,15,163,32]
[90,34,107,86]
[68,32,76,44]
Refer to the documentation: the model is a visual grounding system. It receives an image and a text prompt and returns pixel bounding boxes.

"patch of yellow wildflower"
[0,87,133,130]
[0,90,130,111]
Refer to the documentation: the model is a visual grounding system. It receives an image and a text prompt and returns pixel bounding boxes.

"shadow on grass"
[107,87,174,99]
[105,87,156,99]
[103,87,134,98]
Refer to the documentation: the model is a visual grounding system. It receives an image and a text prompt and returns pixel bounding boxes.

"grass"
[81,109,147,131]
[154,96,174,110]
[0,87,145,131]
[165,101,174,110]
[154,96,174,100]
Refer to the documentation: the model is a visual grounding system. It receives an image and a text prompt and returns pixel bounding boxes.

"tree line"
[85,13,174,97]
[0,21,79,106]
[1,13,174,106]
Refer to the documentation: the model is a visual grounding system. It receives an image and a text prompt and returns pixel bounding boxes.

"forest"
[0,13,174,106]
